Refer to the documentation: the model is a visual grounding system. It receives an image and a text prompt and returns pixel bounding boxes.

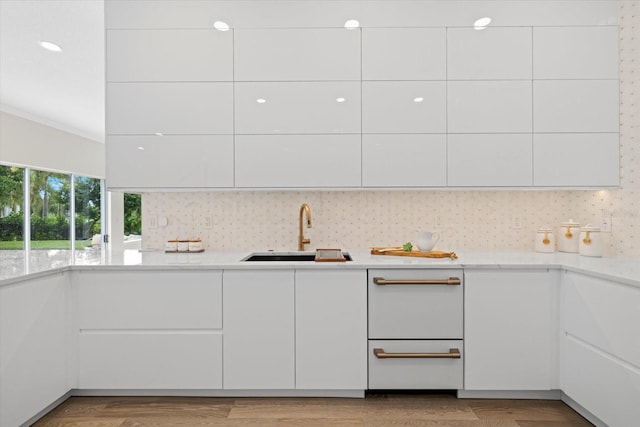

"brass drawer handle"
[373,347,461,359]
[373,277,461,285]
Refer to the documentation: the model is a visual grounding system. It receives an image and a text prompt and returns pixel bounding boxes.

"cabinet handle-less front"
[373,277,461,285]
[373,348,461,359]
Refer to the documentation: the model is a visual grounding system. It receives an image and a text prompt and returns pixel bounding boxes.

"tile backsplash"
[141,1,639,258]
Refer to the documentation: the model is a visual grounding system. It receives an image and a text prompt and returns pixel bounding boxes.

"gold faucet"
[298,203,312,251]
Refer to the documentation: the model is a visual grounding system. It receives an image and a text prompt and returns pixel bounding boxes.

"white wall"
[0,111,105,178]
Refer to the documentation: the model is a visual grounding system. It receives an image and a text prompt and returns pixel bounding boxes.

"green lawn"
[0,240,94,250]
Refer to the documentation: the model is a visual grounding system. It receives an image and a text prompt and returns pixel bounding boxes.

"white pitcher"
[416,230,440,252]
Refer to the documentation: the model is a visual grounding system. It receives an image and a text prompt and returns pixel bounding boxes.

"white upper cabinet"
[533,133,620,187]
[235,82,360,134]
[447,27,532,80]
[107,135,234,189]
[362,81,446,134]
[448,81,532,133]
[362,28,446,80]
[234,28,360,81]
[362,134,447,187]
[107,82,233,135]
[235,135,361,188]
[448,134,533,187]
[533,27,619,79]
[107,29,233,82]
[533,80,619,133]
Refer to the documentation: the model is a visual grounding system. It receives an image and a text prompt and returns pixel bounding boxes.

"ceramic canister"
[177,240,190,252]
[535,227,555,253]
[558,219,581,253]
[579,225,604,257]
[165,240,179,252]
[188,239,203,252]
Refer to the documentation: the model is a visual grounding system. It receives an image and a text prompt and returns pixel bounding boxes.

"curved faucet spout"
[298,203,312,251]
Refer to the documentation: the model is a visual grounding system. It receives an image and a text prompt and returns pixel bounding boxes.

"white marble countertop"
[2,249,640,288]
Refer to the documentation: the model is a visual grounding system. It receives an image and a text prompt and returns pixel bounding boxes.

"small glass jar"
[535,227,555,253]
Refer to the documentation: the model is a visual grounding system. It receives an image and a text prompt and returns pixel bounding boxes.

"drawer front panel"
[564,272,640,367]
[368,340,463,389]
[79,333,223,389]
[368,269,463,339]
[77,271,222,330]
[564,335,640,427]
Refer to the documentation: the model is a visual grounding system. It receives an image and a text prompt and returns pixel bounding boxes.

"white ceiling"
[0,0,105,143]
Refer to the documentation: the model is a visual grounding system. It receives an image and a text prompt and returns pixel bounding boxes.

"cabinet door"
[223,270,295,389]
[448,81,532,133]
[447,27,532,80]
[235,82,360,134]
[107,29,233,81]
[235,135,361,188]
[362,134,447,187]
[533,80,619,133]
[107,82,233,135]
[362,28,446,80]
[234,28,360,81]
[362,81,446,134]
[533,133,619,187]
[1,273,68,427]
[295,270,367,390]
[448,134,532,187]
[533,27,619,79]
[464,270,558,390]
[106,135,234,189]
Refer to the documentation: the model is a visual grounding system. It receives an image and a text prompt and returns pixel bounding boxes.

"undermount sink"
[242,252,352,262]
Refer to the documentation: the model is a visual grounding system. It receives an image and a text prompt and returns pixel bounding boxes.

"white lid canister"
[558,219,581,253]
[535,227,555,253]
[579,224,603,257]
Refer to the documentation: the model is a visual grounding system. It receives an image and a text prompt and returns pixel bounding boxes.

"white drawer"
[368,269,463,339]
[368,340,463,389]
[564,272,640,367]
[76,271,222,330]
[79,332,222,389]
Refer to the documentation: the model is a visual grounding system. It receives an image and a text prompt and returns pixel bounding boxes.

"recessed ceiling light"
[256,98,266,104]
[154,132,164,137]
[344,19,360,30]
[214,21,230,31]
[413,97,424,103]
[39,40,62,52]
[137,146,145,150]
[474,17,492,30]
[336,97,346,103]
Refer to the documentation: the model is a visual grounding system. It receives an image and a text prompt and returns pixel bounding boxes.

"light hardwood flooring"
[32,394,593,427]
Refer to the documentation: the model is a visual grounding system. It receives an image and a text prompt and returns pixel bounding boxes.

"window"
[0,165,24,250]
[29,169,71,249]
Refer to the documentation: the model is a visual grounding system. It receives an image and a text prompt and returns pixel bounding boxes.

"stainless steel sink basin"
[242,252,352,262]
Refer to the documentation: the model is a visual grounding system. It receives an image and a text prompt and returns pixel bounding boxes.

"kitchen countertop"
[2,249,640,288]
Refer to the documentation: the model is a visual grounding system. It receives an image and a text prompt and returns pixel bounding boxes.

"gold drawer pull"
[373,277,461,286]
[373,348,461,359]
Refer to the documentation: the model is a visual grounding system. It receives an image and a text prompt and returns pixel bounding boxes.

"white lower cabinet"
[74,270,223,390]
[223,270,296,389]
[0,272,69,427]
[464,269,559,390]
[295,270,367,390]
[562,272,640,427]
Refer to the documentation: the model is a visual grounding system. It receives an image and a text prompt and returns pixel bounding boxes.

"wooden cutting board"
[370,247,458,260]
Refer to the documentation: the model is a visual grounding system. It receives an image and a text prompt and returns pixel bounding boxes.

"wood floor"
[32,394,593,427]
